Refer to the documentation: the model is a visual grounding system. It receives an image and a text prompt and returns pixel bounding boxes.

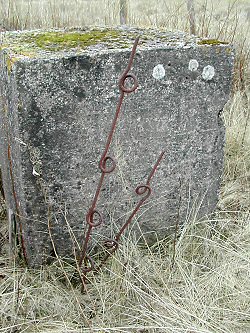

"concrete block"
[0,28,234,266]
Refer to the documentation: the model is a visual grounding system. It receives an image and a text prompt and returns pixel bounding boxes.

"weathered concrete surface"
[0,28,234,266]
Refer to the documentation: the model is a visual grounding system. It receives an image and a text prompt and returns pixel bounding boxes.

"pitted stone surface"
[0,28,234,266]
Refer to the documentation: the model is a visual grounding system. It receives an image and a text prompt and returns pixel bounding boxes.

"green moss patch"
[23,29,125,51]
[198,38,229,45]
[0,28,134,57]
[0,28,230,60]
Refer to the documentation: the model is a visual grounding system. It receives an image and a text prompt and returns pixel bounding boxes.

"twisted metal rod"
[79,37,165,284]
[78,37,140,273]
[98,151,165,269]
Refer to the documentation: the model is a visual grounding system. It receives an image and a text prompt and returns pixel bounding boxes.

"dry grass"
[0,0,250,332]
[1,200,250,332]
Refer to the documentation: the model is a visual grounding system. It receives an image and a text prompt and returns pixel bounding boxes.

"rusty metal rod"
[7,144,28,263]
[98,151,165,269]
[79,37,140,274]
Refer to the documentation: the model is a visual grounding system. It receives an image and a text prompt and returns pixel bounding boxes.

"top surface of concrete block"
[1,27,231,61]
[0,27,234,266]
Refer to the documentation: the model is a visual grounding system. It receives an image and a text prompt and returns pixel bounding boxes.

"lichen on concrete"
[0,27,232,62]
[188,59,199,71]
[202,65,215,81]
[22,29,126,51]
[197,39,229,45]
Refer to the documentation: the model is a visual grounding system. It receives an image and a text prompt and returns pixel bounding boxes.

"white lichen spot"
[188,59,199,71]
[202,65,215,81]
[152,64,165,80]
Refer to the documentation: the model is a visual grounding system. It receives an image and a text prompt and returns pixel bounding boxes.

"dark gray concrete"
[0,28,234,266]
